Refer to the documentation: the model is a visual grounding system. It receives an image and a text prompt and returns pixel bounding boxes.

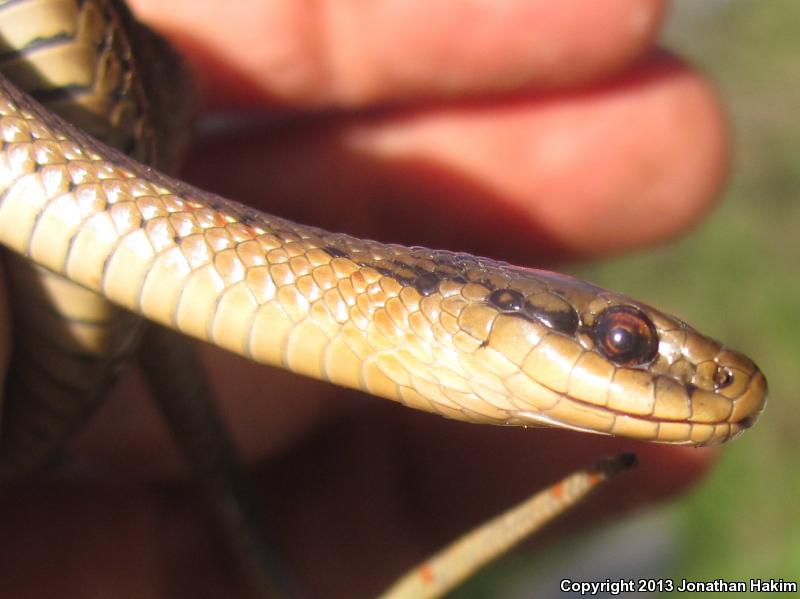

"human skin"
[0,1,730,597]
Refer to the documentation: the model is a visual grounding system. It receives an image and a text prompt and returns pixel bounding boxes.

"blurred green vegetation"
[457,0,800,596]
[654,0,800,586]
[582,0,800,591]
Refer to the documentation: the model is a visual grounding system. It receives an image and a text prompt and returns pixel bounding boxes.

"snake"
[0,0,767,447]
[0,0,768,594]
[0,66,768,442]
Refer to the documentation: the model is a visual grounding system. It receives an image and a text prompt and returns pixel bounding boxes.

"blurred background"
[457,0,800,596]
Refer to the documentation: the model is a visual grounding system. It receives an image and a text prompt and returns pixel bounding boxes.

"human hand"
[1,1,728,597]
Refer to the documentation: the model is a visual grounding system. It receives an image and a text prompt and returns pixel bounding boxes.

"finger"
[70,344,345,476]
[0,479,248,598]
[258,408,714,596]
[183,52,728,263]
[128,0,667,108]
[2,410,713,599]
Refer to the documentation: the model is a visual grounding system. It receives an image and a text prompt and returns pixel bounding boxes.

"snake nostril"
[737,416,755,429]
[713,366,734,390]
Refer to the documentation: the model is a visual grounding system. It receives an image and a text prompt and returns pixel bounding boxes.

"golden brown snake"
[0,68,767,444]
[0,0,768,596]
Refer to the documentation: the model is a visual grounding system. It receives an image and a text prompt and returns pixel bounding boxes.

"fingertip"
[321,0,670,105]
[130,0,669,108]
[521,51,730,258]
[184,51,727,264]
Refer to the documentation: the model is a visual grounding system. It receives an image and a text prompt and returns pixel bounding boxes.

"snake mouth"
[511,368,767,445]
[513,402,739,445]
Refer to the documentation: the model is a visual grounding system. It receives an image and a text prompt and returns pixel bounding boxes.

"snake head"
[331,241,767,446]
[322,242,767,446]
[479,268,767,445]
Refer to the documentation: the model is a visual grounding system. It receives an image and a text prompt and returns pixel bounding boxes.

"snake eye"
[592,305,658,366]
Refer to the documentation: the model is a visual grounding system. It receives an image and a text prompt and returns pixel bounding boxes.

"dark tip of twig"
[592,452,638,478]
